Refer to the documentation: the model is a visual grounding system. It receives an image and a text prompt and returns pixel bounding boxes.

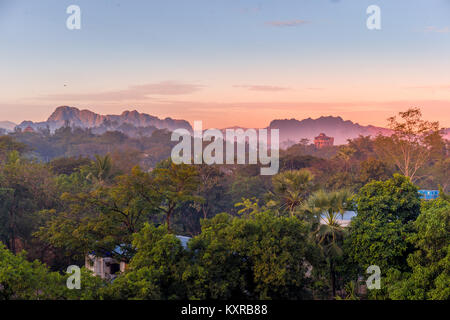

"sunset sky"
[1,0,450,128]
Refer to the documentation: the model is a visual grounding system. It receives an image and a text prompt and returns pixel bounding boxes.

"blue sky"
[1,0,449,128]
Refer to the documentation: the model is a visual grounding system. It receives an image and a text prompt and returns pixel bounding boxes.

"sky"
[1,0,450,128]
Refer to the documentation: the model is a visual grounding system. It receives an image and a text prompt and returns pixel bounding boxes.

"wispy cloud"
[406,84,450,90]
[233,85,290,92]
[36,81,204,102]
[265,19,309,27]
[425,26,450,33]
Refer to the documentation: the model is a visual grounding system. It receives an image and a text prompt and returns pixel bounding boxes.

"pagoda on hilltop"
[314,133,334,149]
[23,126,35,133]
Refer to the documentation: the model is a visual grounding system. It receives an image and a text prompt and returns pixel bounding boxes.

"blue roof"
[89,245,126,257]
[418,190,439,200]
[176,235,191,249]
[418,190,439,194]
[90,236,192,258]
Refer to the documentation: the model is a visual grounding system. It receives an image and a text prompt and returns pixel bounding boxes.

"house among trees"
[314,133,334,149]
[85,251,127,280]
[85,236,191,280]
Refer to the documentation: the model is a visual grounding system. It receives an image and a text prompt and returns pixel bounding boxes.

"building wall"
[314,133,334,149]
[85,255,126,280]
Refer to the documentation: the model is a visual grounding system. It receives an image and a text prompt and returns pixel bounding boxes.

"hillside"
[17,106,193,133]
[269,116,392,145]
[0,121,17,132]
[10,107,449,145]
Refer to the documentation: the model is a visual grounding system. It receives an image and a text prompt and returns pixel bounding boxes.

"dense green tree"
[0,244,65,300]
[279,154,323,171]
[0,152,57,254]
[0,136,28,163]
[267,169,314,217]
[35,167,157,262]
[387,198,450,300]
[0,243,107,300]
[183,213,246,299]
[431,158,450,192]
[36,161,202,262]
[344,175,420,280]
[357,158,391,186]
[324,171,356,191]
[106,224,189,299]
[151,161,203,232]
[186,202,317,300]
[347,135,376,161]
[194,165,230,220]
[228,175,268,209]
[49,156,91,176]
[354,174,421,223]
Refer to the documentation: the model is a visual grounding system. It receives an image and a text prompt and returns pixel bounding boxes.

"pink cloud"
[36,81,204,102]
[425,26,450,33]
[406,84,450,90]
[233,85,290,92]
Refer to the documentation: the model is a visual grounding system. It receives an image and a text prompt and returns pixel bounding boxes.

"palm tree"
[269,169,314,217]
[304,189,353,297]
[88,154,113,185]
[335,146,356,172]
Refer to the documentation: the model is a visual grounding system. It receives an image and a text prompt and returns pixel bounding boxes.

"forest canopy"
[0,108,448,300]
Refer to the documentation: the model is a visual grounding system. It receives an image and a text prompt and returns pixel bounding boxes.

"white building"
[85,255,127,280]
[85,235,191,280]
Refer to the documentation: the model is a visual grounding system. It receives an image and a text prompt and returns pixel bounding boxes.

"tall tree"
[87,154,114,185]
[0,136,28,163]
[35,166,157,262]
[334,146,356,172]
[194,164,229,220]
[187,203,317,299]
[304,189,353,297]
[387,198,450,300]
[106,224,189,300]
[375,108,442,182]
[358,158,392,186]
[268,169,314,217]
[0,152,56,253]
[345,175,421,286]
[151,161,203,232]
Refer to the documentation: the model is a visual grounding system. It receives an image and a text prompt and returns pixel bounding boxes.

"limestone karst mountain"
[17,106,193,133]
[11,107,448,146]
[269,116,392,145]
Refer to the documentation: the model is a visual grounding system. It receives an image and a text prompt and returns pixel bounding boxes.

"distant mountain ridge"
[17,106,193,132]
[11,107,449,145]
[442,128,450,141]
[0,121,17,132]
[269,116,392,145]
